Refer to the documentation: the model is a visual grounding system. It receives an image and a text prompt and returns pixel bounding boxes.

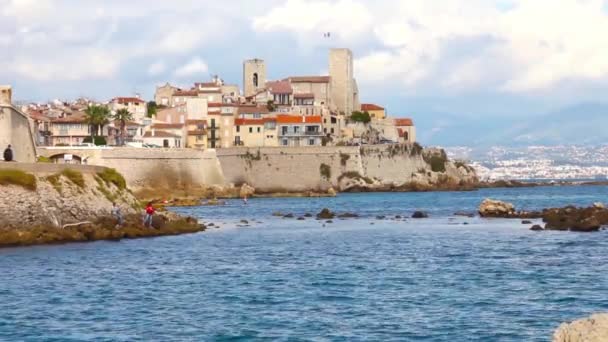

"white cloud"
[147,61,166,76]
[11,50,120,81]
[253,0,373,42]
[255,0,608,94]
[174,57,209,77]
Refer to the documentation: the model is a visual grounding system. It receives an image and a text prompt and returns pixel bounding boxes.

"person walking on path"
[3,144,13,162]
[111,202,124,228]
[143,202,155,228]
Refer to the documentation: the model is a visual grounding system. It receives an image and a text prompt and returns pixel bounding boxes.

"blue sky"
[2,0,608,145]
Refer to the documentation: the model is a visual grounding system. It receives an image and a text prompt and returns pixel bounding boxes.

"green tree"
[147,101,158,117]
[84,105,111,141]
[113,108,133,146]
[350,111,371,124]
[266,100,276,112]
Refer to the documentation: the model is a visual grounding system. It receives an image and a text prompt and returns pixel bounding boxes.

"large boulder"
[553,313,608,342]
[479,199,516,218]
[239,183,255,198]
[542,206,608,232]
[317,208,335,220]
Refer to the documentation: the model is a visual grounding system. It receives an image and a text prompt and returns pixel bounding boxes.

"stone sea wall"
[216,144,477,193]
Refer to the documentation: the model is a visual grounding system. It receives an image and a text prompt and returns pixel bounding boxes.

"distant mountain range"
[417,102,608,147]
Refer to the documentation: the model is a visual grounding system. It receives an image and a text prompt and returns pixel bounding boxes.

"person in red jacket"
[143,202,155,228]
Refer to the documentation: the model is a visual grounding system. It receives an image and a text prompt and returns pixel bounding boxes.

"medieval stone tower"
[243,59,267,97]
[329,48,354,115]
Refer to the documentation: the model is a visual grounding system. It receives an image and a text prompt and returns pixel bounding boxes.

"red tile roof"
[288,76,330,83]
[276,115,322,124]
[235,118,276,126]
[361,103,384,111]
[267,80,293,94]
[114,97,145,104]
[50,112,87,123]
[173,90,199,97]
[394,118,413,126]
[294,93,314,99]
[143,130,181,138]
[237,105,270,115]
[150,123,184,129]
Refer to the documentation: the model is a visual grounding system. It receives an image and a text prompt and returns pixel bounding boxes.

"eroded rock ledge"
[553,313,608,342]
[479,198,608,232]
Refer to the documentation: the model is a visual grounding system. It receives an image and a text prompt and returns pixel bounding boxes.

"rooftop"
[361,103,384,111]
[394,118,414,126]
[288,76,331,83]
[276,115,322,124]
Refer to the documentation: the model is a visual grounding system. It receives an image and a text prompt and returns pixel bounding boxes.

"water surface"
[1,186,608,341]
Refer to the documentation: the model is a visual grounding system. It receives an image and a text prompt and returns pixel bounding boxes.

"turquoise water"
[1,186,608,341]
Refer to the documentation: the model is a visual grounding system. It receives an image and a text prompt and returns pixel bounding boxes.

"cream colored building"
[329,48,354,115]
[110,97,147,123]
[186,119,208,149]
[154,83,180,106]
[288,76,332,108]
[233,118,278,147]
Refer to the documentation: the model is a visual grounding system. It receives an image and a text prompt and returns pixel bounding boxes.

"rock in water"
[327,187,337,197]
[530,224,544,231]
[316,208,335,219]
[479,199,515,218]
[239,183,255,198]
[411,211,429,219]
[593,202,605,209]
[553,313,608,342]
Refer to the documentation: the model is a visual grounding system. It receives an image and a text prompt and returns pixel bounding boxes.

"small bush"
[410,142,423,156]
[83,136,107,146]
[340,153,350,166]
[428,156,447,173]
[61,169,85,188]
[97,168,127,190]
[0,169,37,191]
[320,163,331,180]
[45,174,62,192]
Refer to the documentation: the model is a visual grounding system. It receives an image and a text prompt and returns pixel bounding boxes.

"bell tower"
[243,59,266,97]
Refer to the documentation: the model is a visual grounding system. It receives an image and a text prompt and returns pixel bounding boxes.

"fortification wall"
[217,144,478,192]
[216,146,362,192]
[0,105,37,162]
[94,148,225,190]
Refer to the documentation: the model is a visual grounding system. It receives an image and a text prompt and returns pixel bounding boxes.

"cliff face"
[0,165,139,229]
[216,144,478,193]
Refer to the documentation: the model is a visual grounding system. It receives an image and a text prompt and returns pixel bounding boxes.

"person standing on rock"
[112,202,123,228]
[3,144,13,162]
[143,202,155,228]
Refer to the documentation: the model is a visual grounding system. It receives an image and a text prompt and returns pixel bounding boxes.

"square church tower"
[243,59,267,97]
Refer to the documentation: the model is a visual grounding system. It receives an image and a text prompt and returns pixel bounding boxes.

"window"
[309,139,315,145]
[331,128,335,134]
[282,139,288,146]
[293,126,300,134]
[404,132,409,141]
[249,127,253,133]
[253,113,261,119]
[236,126,240,133]
[257,127,261,133]
[281,126,288,135]
[253,73,258,87]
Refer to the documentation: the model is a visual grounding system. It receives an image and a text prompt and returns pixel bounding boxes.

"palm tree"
[113,108,133,146]
[84,105,111,144]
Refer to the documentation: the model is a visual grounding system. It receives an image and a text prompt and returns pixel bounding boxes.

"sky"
[2,0,608,145]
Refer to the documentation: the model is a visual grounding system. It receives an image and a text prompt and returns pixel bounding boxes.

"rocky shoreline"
[0,212,205,248]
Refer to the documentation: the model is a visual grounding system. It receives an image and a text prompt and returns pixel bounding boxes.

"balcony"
[279,130,324,137]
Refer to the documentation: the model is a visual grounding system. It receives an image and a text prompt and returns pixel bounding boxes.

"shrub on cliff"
[0,169,37,191]
[350,111,371,124]
[97,168,127,190]
[320,163,331,180]
[61,169,85,188]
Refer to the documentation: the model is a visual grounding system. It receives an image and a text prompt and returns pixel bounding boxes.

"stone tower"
[0,85,12,105]
[329,48,354,115]
[243,59,267,97]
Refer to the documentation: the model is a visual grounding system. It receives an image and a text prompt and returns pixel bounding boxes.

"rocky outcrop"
[0,168,139,229]
[479,199,516,217]
[239,183,255,198]
[553,313,608,342]
[317,208,335,219]
[542,206,608,232]
[478,199,542,219]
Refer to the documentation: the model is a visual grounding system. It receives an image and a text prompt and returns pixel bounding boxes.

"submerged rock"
[530,224,544,231]
[338,212,359,218]
[454,211,475,218]
[412,211,428,219]
[553,313,608,342]
[317,208,335,220]
[522,220,533,224]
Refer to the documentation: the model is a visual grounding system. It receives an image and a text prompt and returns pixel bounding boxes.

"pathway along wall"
[216,144,478,193]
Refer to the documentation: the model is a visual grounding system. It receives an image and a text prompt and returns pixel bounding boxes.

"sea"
[1,185,608,341]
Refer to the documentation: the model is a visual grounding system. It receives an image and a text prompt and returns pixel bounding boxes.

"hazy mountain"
[419,103,608,147]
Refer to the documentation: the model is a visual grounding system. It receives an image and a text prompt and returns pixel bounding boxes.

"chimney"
[0,85,12,105]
